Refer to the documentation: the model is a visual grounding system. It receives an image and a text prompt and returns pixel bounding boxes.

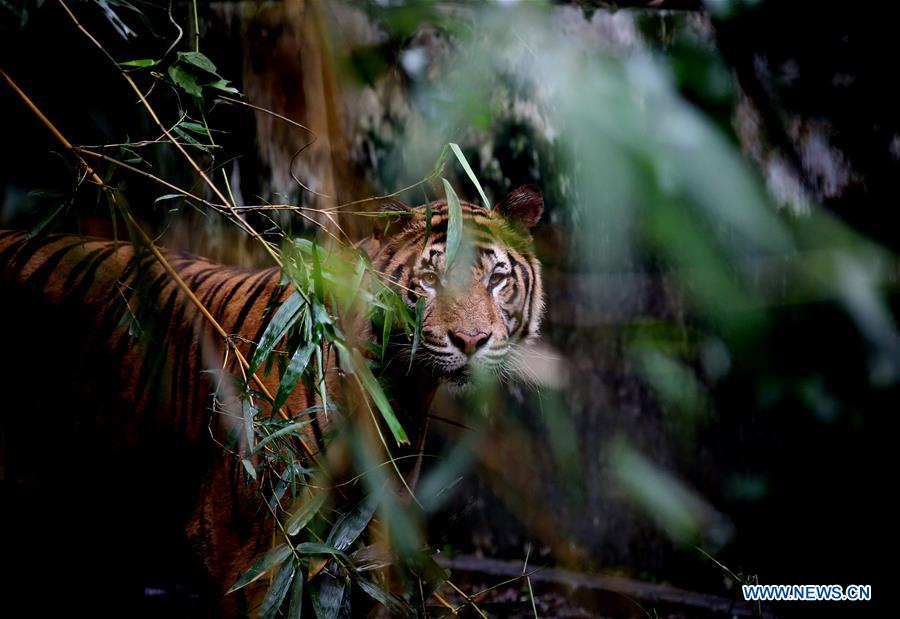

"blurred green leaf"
[342,344,409,446]
[441,179,463,273]
[408,297,425,371]
[285,488,328,536]
[357,578,414,617]
[450,143,490,209]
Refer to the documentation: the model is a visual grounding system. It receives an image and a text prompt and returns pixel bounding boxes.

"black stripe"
[23,241,82,292]
[62,245,114,292]
[231,271,277,336]
[5,234,60,277]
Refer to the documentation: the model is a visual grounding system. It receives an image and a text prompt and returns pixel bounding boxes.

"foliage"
[2,0,896,616]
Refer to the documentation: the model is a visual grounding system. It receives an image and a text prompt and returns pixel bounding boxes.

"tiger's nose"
[448,330,490,356]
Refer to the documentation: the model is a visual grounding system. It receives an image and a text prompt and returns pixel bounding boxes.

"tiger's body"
[0,185,544,615]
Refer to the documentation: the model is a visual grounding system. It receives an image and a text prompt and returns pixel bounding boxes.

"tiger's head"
[372,185,544,387]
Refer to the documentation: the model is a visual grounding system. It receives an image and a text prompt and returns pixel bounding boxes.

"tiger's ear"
[495,184,543,228]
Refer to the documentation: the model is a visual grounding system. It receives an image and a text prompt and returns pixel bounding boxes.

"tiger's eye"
[420,271,438,287]
[490,272,508,287]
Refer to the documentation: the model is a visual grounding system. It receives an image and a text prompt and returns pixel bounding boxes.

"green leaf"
[357,579,414,617]
[285,489,328,536]
[227,543,293,593]
[408,297,425,371]
[441,178,463,272]
[209,79,240,94]
[311,242,325,301]
[311,572,348,619]
[450,142,490,209]
[342,344,409,446]
[294,542,349,559]
[249,291,305,375]
[253,415,317,454]
[171,127,210,152]
[179,121,210,136]
[258,558,296,619]
[287,565,306,618]
[241,399,257,454]
[241,458,257,481]
[380,308,391,364]
[153,193,182,204]
[168,64,202,97]
[176,50,219,75]
[119,58,156,68]
[325,497,377,551]
[274,343,316,411]
[430,143,450,178]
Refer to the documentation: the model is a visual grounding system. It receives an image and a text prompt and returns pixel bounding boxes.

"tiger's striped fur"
[0,185,544,614]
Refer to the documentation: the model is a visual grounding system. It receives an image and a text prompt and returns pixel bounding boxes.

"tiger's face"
[374,185,544,386]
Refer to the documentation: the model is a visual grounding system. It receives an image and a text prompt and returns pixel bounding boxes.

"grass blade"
[450,142,489,209]
[442,178,463,272]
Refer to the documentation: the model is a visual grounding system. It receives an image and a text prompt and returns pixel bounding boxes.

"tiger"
[0,184,544,615]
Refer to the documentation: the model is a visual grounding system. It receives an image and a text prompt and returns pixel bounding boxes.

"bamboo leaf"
[153,193,182,204]
[253,415,318,454]
[380,308,391,364]
[285,489,328,536]
[171,126,209,152]
[258,558,296,619]
[294,542,349,559]
[241,458,257,481]
[273,343,316,411]
[442,179,463,272]
[311,573,348,619]
[450,142,490,209]
[342,344,409,446]
[325,497,377,551]
[311,242,325,301]
[119,58,156,67]
[287,565,306,618]
[227,543,292,593]
[249,291,305,375]
[241,399,257,455]
[408,297,425,371]
[179,121,210,136]
[357,579,414,617]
